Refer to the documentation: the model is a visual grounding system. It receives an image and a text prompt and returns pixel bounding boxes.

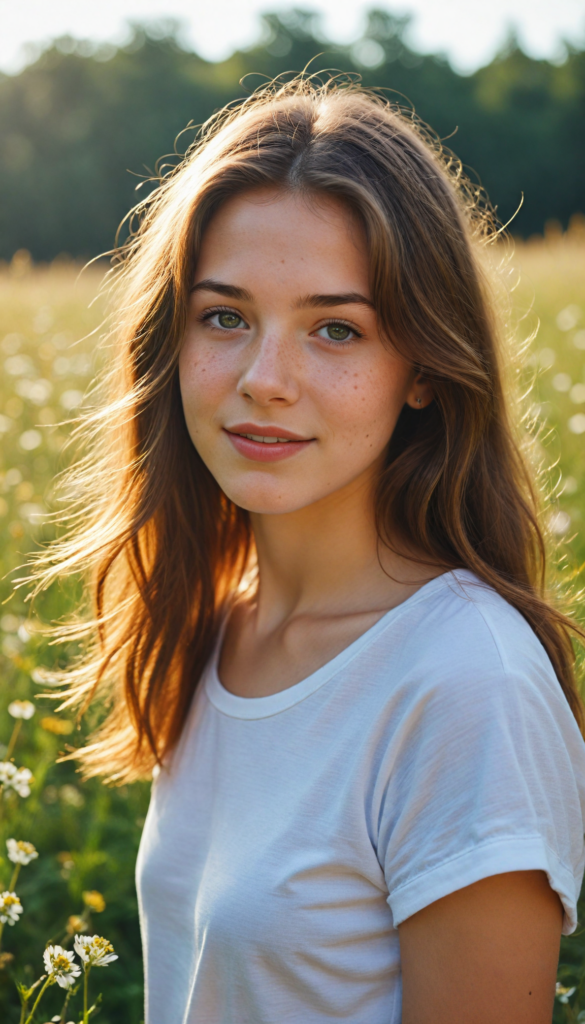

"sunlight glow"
[0,0,583,75]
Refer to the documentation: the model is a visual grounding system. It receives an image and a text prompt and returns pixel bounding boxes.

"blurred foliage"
[0,263,149,1022]
[0,10,584,260]
[0,230,584,1018]
[0,698,148,1022]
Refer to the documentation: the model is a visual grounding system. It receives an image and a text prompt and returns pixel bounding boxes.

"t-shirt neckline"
[205,570,462,720]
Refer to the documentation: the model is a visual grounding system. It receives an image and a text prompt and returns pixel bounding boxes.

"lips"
[223,424,314,463]
[226,422,310,441]
[237,432,295,444]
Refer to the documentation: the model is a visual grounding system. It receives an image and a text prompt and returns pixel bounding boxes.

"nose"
[237,329,300,407]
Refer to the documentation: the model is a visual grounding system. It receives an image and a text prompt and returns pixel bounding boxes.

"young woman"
[34,79,585,1023]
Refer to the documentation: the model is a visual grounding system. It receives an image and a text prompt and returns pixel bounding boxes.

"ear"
[405,372,434,410]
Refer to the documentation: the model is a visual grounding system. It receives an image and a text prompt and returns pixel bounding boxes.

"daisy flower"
[8,700,35,720]
[12,766,33,797]
[0,762,16,786]
[0,763,33,797]
[556,982,576,1004]
[0,891,23,926]
[7,838,38,865]
[43,945,82,989]
[74,934,118,968]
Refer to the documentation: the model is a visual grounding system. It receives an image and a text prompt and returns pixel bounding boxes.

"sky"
[0,0,583,75]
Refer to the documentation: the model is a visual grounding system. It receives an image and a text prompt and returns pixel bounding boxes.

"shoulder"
[393,568,555,680]
[368,569,576,733]
[367,572,585,936]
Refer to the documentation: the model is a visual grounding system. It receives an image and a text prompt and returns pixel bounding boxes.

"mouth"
[236,432,297,444]
[223,424,315,463]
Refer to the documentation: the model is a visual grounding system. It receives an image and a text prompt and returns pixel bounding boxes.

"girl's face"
[180,189,424,515]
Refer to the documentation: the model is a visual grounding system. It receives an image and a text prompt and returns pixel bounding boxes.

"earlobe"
[406,374,434,410]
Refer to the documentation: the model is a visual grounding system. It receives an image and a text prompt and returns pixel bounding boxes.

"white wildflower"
[12,767,32,797]
[556,982,576,1004]
[0,891,23,925]
[74,934,118,968]
[43,945,82,989]
[0,763,16,785]
[8,699,35,719]
[10,766,32,797]
[0,763,33,797]
[7,838,38,865]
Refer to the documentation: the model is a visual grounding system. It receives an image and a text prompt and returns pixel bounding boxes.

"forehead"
[194,189,369,295]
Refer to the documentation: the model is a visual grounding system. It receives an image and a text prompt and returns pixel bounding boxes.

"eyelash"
[197,306,247,328]
[317,319,364,344]
[197,306,364,343]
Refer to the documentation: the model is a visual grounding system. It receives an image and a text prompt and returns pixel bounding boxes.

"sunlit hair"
[27,76,584,782]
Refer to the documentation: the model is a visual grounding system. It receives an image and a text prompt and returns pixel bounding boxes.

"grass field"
[0,258,148,1023]
[511,230,585,572]
[0,233,584,1022]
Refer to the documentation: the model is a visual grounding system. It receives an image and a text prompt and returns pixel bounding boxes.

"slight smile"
[224,424,315,463]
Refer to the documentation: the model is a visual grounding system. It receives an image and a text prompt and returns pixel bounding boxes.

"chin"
[220,479,316,516]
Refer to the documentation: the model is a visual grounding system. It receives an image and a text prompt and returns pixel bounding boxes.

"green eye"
[217,312,243,329]
[320,323,353,342]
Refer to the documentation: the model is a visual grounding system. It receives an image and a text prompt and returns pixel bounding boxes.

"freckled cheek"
[315,366,402,450]
[179,343,240,424]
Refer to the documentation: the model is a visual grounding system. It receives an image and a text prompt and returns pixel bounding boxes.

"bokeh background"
[0,2,584,1021]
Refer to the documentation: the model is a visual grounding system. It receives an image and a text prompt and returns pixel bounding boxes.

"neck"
[248,463,431,630]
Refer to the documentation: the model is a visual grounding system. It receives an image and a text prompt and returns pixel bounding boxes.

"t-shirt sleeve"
[375,659,585,935]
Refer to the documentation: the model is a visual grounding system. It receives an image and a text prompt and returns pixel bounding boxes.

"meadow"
[0,230,584,1022]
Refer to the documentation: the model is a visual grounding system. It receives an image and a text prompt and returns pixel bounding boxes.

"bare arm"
[399,870,563,1024]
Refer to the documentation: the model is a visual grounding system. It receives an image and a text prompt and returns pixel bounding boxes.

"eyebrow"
[190,279,252,301]
[294,292,375,310]
[190,279,374,311]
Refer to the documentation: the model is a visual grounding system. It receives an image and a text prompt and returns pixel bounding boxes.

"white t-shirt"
[136,570,585,1024]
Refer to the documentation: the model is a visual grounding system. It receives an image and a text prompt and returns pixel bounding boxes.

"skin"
[179,187,563,1022]
[400,871,562,1024]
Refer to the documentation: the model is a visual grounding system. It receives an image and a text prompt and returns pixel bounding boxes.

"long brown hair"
[27,76,584,782]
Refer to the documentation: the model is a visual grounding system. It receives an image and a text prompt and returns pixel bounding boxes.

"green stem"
[18,968,47,1023]
[23,975,52,1024]
[59,983,74,1024]
[9,863,21,892]
[564,999,578,1023]
[0,920,4,952]
[84,965,91,1024]
[6,720,22,760]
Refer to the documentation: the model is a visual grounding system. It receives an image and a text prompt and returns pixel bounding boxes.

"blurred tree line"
[0,8,583,261]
